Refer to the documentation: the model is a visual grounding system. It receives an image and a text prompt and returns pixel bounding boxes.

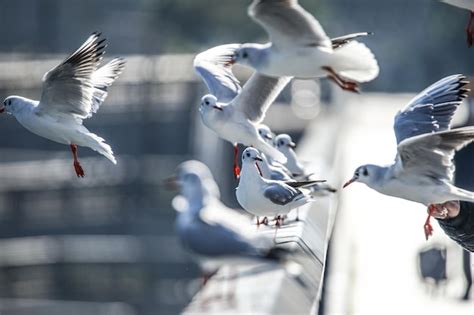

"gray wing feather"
[263,182,302,205]
[232,73,291,123]
[249,0,332,49]
[396,127,474,181]
[193,44,242,103]
[36,33,107,119]
[394,74,469,144]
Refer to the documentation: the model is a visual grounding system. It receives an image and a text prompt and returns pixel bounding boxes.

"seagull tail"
[331,41,379,83]
[85,132,117,165]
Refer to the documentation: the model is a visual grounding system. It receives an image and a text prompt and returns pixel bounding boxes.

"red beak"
[342,178,356,188]
[289,142,296,149]
[0,106,5,113]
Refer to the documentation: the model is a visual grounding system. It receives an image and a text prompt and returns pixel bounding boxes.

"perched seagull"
[256,124,293,180]
[0,33,125,177]
[441,0,474,46]
[343,74,473,240]
[275,133,337,196]
[274,134,304,178]
[167,160,288,282]
[236,147,323,223]
[194,44,290,178]
[231,0,379,93]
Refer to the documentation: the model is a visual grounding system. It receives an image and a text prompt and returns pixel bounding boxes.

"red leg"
[424,204,435,241]
[70,144,85,178]
[323,66,360,93]
[466,11,474,47]
[233,144,240,179]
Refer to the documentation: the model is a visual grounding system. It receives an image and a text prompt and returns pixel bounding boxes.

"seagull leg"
[233,144,240,179]
[70,144,85,178]
[323,66,360,93]
[466,11,474,47]
[424,204,435,241]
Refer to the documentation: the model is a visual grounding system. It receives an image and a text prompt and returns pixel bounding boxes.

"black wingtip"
[265,247,290,261]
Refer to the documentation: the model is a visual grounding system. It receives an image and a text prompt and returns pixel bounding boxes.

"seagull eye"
[7,100,11,106]
[205,101,209,105]
[243,52,248,58]
[363,169,369,176]
[246,153,250,158]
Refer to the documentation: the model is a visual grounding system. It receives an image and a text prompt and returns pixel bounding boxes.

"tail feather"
[332,41,379,82]
[86,133,117,164]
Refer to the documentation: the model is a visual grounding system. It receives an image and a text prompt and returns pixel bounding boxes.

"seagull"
[231,0,379,93]
[256,124,293,180]
[343,74,473,240]
[441,0,474,46]
[236,147,323,223]
[275,133,337,196]
[274,133,305,178]
[0,33,125,177]
[166,160,288,283]
[194,44,290,178]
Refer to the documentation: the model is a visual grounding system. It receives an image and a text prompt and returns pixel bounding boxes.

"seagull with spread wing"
[194,44,290,178]
[343,75,473,240]
[441,0,474,46]
[0,33,125,177]
[230,0,379,93]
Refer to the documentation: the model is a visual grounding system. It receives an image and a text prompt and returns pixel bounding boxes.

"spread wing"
[393,74,469,144]
[263,182,303,205]
[395,127,474,181]
[193,44,242,103]
[248,0,332,49]
[36,33,110,120]
[232,73,291,123]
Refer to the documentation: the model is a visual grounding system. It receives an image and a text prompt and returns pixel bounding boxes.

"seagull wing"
[193,44,242,103]
[393,74,469,144]
[36,33,109,120]
[248,0,332,49]
[263,182,303,206]
[440,0,474,11]
[331,32,373,49]
[395,127,474,181]
[232,73,291,123]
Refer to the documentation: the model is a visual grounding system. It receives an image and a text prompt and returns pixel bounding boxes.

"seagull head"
[1,96,27,115]
[200,94,222,111]
[233,44,265,68]
[275,134,296,151]
[343,164,379,188]
[242,147,263,164]
[258,124,274,143]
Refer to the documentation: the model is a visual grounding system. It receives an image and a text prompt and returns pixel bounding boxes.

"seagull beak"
[0,106,5,113]
[264,134,273,141]
[289,142,296,149]
[162,175,179,191]
[342,177,357,188]
[213,105,223,111]
[254,156,263,162]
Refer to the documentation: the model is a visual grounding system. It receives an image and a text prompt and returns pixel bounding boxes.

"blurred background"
[0,0,473,314]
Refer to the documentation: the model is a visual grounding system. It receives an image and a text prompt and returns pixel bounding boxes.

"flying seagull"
[0,32,125,177]
[194,44,290,177]
[231,0,379,93]
[343,74,473,240]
